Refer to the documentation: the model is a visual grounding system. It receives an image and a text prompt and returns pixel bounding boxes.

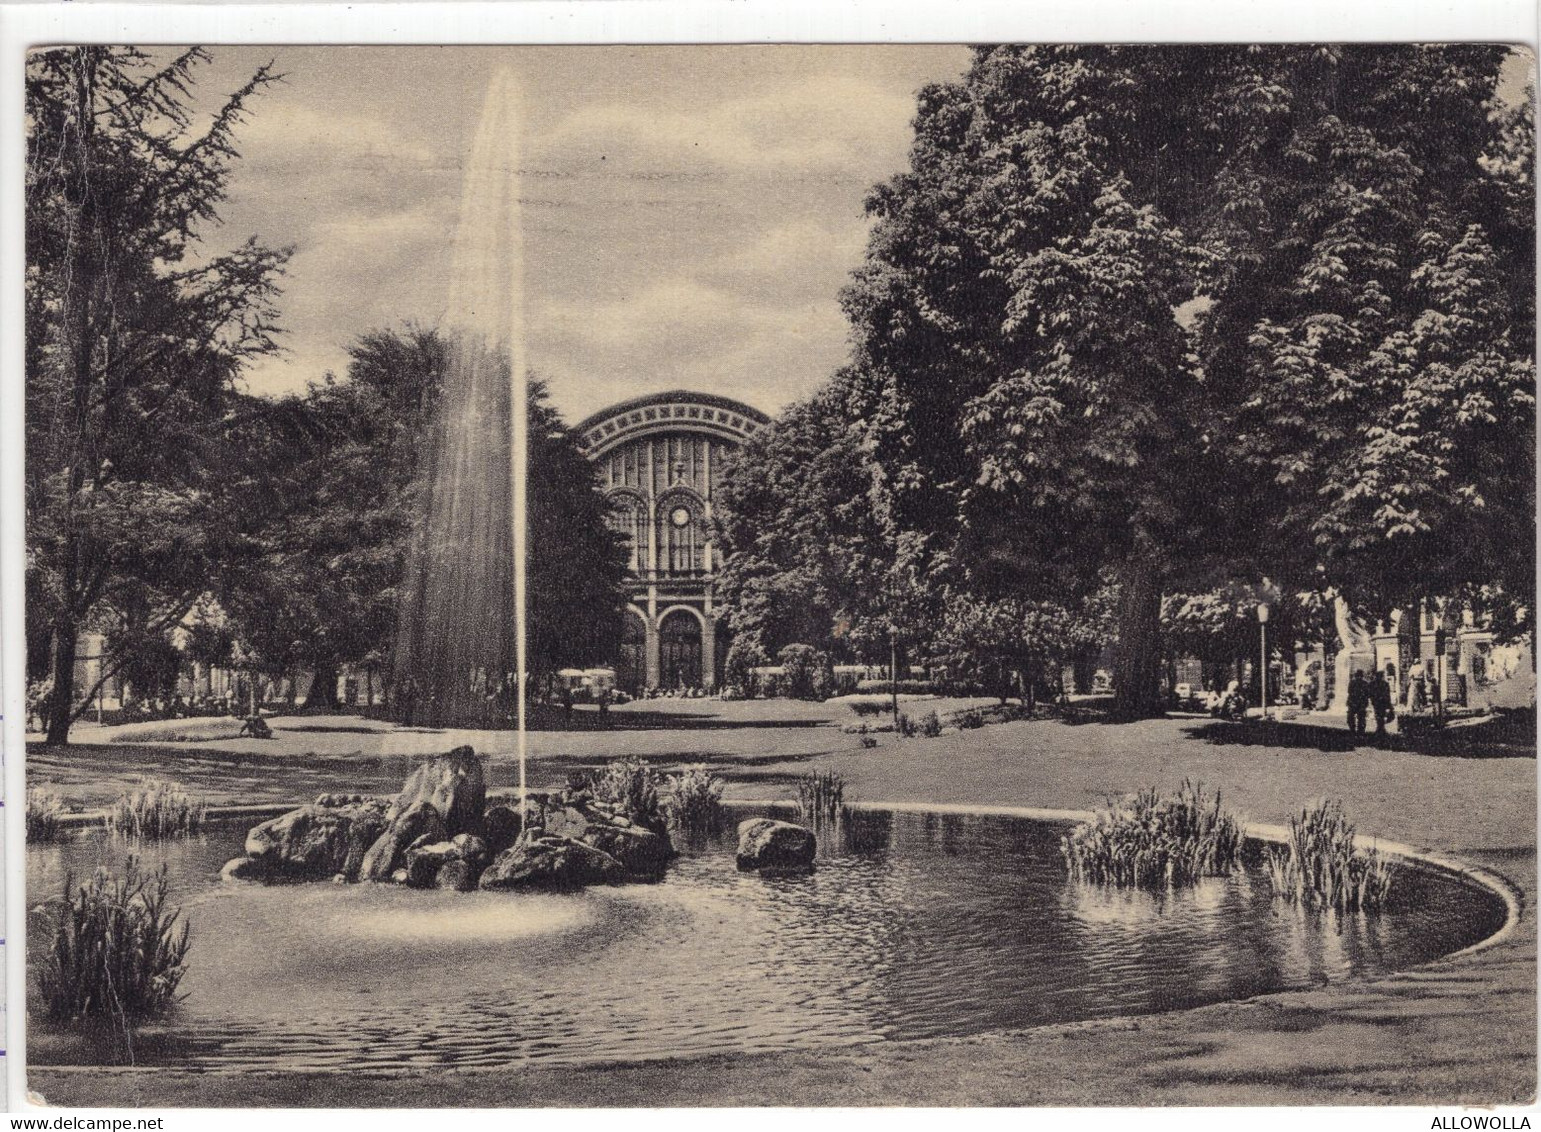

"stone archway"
[659,608,704,690]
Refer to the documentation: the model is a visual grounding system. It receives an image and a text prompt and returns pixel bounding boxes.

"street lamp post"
[1257,603,1270,722]
[1434,626,1448,726]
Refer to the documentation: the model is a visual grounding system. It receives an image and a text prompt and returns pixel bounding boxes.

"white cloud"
[534,74,916,178]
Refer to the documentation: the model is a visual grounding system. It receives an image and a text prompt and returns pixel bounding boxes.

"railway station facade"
[575,390,772,693]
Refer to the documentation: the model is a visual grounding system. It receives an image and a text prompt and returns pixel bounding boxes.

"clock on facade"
[670,506,692,528]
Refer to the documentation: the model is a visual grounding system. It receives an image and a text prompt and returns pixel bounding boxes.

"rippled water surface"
[28,809,1505,1072]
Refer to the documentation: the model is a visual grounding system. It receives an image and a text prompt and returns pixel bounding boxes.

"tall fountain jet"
[393,69,528,799]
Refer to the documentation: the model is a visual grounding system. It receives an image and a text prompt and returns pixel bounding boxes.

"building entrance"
[659,610,703,690]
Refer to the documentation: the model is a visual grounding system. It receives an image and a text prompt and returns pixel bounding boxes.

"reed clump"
[796,769,847,823]
[26,787,70,843]
[1265,799,1394,911]
[664,765,726,833]
[592,757,663,828]
[108,779,205,841]
[1062,780,1242,889]
[37,858,190,1026]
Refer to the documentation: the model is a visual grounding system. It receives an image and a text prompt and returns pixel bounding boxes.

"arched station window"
[656,492,705,576]
[606,491,649,574]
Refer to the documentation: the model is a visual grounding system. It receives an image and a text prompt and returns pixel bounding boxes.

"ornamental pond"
[28,805,1506,1073]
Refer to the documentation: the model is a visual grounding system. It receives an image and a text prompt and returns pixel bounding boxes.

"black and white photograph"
[10,31,1538,1112]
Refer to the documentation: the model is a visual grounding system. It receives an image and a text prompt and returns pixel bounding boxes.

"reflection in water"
[28,809,1505,1073]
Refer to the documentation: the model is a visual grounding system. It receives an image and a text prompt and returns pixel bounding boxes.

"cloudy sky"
[187,46,971,422]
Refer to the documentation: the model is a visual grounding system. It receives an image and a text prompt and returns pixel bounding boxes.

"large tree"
[836,45,1532,716]
[714,368,898,662]
[26,47,289,742]
[526,379,631,686]
[217,329,447,711]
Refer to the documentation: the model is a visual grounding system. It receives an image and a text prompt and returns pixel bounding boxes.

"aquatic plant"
[1062,780,1243,889]
[1264,799,1394,911]
[796,769,846,822]
[37,858,190,1026]
[592,757,663,827]
[107,779,205,841]
[26,787,70,843]
[664,765,726,833]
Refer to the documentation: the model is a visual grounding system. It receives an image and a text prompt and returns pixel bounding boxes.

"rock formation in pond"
[392,745,485,836]
[222,748,674,891]
[479,788,674,889]
[242,796,390,881]
[359,799,448,882]
[735,818,816,873]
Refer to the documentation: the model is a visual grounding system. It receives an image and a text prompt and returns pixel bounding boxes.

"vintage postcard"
[13,39,1537,1111]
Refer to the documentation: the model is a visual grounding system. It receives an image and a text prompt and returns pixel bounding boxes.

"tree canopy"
[26,46,290,741]
[716,45,1533,715]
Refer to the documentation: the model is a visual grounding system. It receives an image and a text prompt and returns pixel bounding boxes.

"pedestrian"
[1370,670,1394,735]
[1346,671,1369,736]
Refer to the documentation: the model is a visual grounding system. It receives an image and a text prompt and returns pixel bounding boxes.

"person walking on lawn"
[1371,670,1394,736]
[1346,671,1370,736]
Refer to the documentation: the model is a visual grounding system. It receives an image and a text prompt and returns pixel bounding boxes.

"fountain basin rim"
[828,799,1521,965]
[45,797,1519,962]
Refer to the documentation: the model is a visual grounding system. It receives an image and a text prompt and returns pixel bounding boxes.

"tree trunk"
[45,624,78,745]
[1112,556,1165,720]
[303,661,341,711]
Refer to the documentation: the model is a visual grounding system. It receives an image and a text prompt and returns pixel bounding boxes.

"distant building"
[1294,598,1534,715]
[575,390,772,692]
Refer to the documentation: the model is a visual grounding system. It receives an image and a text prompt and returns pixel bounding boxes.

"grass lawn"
[24,697,1537,1107]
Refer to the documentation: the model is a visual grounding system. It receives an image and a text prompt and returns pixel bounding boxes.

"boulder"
[389,746,485,836]
[359,800,446,881]
[221,856,272,883]
[404,832,491,889]
[242,798,390,881]
[518,793,675,880]
[580,821,672,879]
[482,803,523,854]
[434,859,478,892]
[478,835,627,890]
[735,818,816,873]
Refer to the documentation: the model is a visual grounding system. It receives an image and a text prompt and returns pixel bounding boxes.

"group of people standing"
[1344,670,1396,735]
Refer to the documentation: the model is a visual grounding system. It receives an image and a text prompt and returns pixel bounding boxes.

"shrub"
[27,787,70,843]
[778,644,834,701]
[1062,781,1242,889]
[918,710,942,738]
[723,639,770,700]
[107,718,246,744]
[37,858,190,1026]
[1265,799,1394,911]
[592,757,663,828]
[895,711,918,738]
[956,708,986,729]
[796,769,846,822]
[108,780,205,841]
[848,700,888,717]
[664,765,726,833]
[855,679,936,696]
[859,735,878,750]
